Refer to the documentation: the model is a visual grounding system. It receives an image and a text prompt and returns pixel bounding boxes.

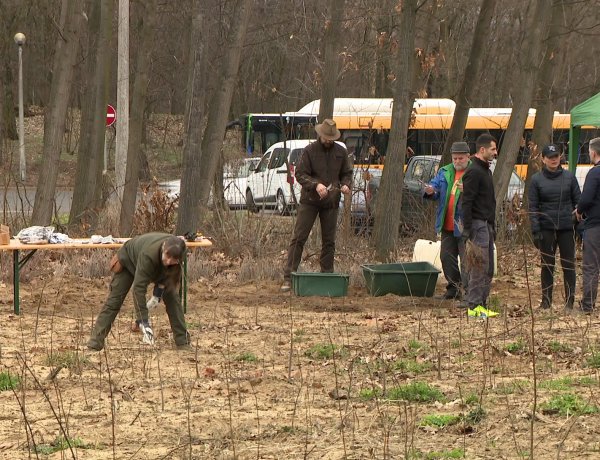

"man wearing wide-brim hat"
[281,119,353,292]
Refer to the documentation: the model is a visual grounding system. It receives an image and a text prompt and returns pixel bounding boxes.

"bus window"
[415,129,445,156]
[265,132,280,151]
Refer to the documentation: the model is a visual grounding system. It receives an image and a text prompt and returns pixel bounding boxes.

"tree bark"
[175,1,208,235]
[69,0,113,229]
[317,0,345,121]
[441,0,496,166]
[31,0,83,225]
[113,0,129,210]
[119,0,157,236]
[194,0,252,215]
[492,0,553,215]
[373,0,417,261]
[522,0,566,209]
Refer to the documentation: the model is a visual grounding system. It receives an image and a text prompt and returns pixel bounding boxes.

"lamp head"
[14,33,26,46]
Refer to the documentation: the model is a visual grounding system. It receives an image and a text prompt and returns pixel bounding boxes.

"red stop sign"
[106,104,116,127]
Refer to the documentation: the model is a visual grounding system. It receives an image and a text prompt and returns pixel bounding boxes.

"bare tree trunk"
[119,0,157,236]
[195,0,252,212]
[441,0,496,166]
[176,2,208,235]
[1,58,18,143]
[359,19,377,98]
[522,0,566,208]
[113,0,129,211]
[493,0,553,215]
[373,0,417,261]
[31,0,83,225]
[0,11,18,144]
[317,0,344,121]
[69,0,113,228]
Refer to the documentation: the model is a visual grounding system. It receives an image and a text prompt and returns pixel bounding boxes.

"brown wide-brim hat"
[315,119,341,141]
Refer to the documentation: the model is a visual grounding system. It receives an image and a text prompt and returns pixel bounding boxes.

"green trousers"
[88,270,189,350]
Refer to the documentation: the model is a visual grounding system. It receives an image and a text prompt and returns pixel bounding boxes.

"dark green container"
[361,262,441,297]
[291,272,349,297]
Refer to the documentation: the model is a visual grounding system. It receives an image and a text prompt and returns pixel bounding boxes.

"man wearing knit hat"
[424,141,471,300]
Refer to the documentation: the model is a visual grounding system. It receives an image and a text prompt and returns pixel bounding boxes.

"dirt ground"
[1,247,600,459]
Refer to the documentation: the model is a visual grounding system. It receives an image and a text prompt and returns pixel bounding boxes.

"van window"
[256,153,271,173]
[289,148,304,165]
[268,148,289,169]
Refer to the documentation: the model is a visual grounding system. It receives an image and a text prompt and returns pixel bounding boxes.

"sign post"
[104,105,117,174]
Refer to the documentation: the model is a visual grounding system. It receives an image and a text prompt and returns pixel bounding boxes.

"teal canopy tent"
[569,92,600,171]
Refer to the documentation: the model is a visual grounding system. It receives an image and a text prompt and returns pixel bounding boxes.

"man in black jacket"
[575,137,600,314]
[460,134,497,312]
[529,144,581,310]
[281,119,353,292]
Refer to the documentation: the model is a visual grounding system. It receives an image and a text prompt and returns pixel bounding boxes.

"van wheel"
[246,190,258,213]
[276,190,288,215]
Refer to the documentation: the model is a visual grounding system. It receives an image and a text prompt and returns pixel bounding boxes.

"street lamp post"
[14,32,26,182]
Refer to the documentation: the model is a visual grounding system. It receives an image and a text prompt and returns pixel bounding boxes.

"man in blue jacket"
[575,137,600,314]
[424,141,471,300]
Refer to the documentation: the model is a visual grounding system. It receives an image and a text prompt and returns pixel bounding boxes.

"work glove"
[137,320,155,346]
[147,296,161,310]
[532,232,543,250]
[147,284,164,310]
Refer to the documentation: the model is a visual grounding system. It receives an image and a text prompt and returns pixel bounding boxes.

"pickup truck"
[360,155,525,233]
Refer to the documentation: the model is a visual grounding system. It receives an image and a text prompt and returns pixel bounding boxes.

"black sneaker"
[443,291,461,300]
[565,298,575,311]
[280,281,291,292]
[87,339,104,351]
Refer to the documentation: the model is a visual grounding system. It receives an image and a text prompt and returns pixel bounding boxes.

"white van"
[245,139,347,214]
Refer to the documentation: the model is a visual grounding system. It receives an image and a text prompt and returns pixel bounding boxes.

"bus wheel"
[246,190,258,213]
[276,191,288,215]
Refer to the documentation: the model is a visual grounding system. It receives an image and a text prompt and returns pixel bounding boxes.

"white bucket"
[412,239,442,271]
[412,238,497,276]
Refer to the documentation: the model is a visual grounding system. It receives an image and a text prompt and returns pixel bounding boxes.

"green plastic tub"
[291,272,349,297]
[361,262,441,297]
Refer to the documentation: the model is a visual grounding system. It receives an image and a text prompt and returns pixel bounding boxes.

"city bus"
[226,112,317,156]
[230,98,599,178]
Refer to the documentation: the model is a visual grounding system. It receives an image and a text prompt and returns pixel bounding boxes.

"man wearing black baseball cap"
[529,143,580,311]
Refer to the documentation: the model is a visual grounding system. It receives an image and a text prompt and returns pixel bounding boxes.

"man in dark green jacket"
[87,233,190,351]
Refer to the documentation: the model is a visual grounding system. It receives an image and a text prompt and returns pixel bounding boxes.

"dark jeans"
[440,229,467,295]
[581,226,600,311]
[88,270,189,349]
[284,203,339,280]
[465,219,494,307]
[538,228,576,307]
